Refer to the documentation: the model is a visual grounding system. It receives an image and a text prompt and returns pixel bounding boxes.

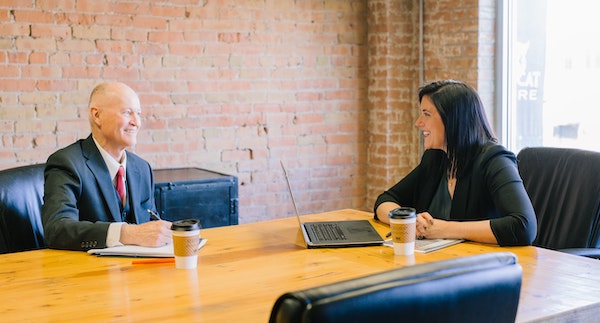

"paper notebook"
[87,238,207,257]
[384,238,463,253]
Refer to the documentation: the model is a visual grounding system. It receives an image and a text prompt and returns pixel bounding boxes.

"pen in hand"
[147,209,161,220]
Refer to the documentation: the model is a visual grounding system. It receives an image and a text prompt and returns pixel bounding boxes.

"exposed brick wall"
[422,0,496,126]
[422,0,495,123]
[0,0,492,224]
[0,0,370,224]
[366,0,421,208]
[424,0,481,84]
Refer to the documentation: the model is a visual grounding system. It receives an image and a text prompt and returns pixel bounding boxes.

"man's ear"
[90,106,101,126]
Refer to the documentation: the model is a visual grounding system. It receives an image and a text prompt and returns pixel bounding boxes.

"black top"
[429,176,451,220]
[374,141,537,246]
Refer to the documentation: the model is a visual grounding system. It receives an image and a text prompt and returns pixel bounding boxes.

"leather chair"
[269,252,522,323]
[517,147,600,259]
[0,164,46,254]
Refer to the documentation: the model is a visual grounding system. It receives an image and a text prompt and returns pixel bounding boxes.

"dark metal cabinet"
[153,168,238,229]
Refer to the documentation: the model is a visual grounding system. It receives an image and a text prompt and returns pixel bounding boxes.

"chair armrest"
[560,248,600,259]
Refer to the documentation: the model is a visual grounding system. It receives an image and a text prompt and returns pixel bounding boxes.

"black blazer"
[42,135,155,251]
[374,142,537,246]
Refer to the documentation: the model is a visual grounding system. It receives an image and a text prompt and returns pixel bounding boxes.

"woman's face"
[415,95,446,151]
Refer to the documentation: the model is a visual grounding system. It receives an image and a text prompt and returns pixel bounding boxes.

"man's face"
[91,85,141,159]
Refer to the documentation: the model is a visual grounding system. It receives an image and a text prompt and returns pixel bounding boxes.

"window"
[498,0,600,152]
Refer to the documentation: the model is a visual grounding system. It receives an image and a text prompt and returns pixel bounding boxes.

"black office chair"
[517,147,600,259]
[269,252,522,323]
[0,164,46,254]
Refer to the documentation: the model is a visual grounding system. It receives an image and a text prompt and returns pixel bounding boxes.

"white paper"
[87,238,207,257]
[384,238,463,253]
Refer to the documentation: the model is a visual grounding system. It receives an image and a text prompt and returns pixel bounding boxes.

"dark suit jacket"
[42,135,155,251]
[374,141,537,246]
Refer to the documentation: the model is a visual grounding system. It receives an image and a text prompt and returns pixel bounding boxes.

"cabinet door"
[155,181,237,229]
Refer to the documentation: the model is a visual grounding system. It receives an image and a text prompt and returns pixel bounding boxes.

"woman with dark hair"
[374,80,537,246]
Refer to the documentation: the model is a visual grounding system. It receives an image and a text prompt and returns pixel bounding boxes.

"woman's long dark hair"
[418,80,497,178]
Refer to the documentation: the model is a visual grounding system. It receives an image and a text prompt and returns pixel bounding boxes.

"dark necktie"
[115,166,125,206]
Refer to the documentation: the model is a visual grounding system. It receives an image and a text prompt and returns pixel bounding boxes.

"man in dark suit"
[42,82,172,251]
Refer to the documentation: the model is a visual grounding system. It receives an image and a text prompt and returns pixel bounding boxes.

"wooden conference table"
[2,209,600,322]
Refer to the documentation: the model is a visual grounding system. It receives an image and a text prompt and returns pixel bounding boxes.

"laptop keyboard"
[310,223,346,241]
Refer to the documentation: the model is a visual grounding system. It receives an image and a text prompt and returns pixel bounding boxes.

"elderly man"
[42,82,171,251]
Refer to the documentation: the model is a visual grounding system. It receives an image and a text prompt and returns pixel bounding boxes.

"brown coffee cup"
[389,207,417,255]
[171,219,201,269]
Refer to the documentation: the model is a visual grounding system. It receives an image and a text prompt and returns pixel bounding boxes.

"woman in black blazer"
[374,80,536,246]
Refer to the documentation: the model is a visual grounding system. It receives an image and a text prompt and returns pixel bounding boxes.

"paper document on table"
[87,238,207,257]
[384,238,463,253]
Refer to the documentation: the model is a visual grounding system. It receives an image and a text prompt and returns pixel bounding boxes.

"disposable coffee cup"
[389,207,417,256]
[171,219,201,269]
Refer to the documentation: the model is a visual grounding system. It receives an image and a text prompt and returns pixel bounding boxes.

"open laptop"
[281,161,384,248]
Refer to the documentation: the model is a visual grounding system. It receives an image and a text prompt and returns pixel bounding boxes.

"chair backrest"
[0,164,46,254]
[517,147,600,250]
[269,252,522,323]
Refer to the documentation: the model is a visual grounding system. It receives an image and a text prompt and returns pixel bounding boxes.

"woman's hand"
[416,212,497,243]
[416,212,444,239]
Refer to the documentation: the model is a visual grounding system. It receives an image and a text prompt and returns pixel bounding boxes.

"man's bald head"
[89,82,137,111]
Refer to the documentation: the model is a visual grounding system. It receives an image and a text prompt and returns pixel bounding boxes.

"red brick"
[12,10,53,23]
[222,149,253,162]
[62,66,101,79]
[102,67,139,80]
[28,52,47,64]
[132,16,167,30]
[218,32,241,43]
[94,14,132,27]
[150,4,186,18]
[0,23,30,36]
[18,92,57,105]
[114,2,150,15]
[54,12,94,25]
[0,79,35,91]
[0,9,9,21]
[168,43,203,55]
[136,43,168,55]
[35,80,76,91]
[96,40,134,54]
[21,65,61,78]
[76,0,113,13]
[56,119,88,133]
[15,38,56,51]
[56,39,95,51]
[0,65,19,77]
[33,133,57,148]
[148,31,184,43]
[36,0,76,11]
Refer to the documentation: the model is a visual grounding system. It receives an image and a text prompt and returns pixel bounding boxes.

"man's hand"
[120,220,172,247]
